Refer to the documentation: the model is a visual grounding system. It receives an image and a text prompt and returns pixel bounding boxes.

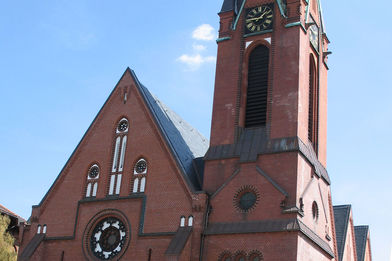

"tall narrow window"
[308,56,319,152]
[109,118,128,196]
[245,45,270,128]
[85,164,100,198]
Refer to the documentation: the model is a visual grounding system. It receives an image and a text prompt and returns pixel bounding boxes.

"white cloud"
[193,44,207,51]
[177,54,216,70]
[192,24,215,41]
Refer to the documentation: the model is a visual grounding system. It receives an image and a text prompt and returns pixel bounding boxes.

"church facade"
[18,0,372,260]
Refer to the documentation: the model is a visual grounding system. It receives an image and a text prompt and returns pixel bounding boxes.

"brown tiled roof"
[0,204,26,223]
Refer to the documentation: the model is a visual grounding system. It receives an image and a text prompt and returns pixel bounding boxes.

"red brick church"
[18,0,372,260]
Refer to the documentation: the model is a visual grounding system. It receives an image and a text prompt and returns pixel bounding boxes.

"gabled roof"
[333,205,351,261]
[129,69,209,191]
[36,68,209,209]
[355,226,369,261]
[0,204,25,223]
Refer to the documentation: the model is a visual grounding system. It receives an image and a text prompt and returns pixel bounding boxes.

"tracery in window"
[109,118,128,196]
[131,158,148,194]
[85,164,100,198]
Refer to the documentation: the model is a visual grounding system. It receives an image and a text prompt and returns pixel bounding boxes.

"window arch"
[131,158,148,194]
[85,164,100,198]
[180,216,186,227]
[308,55,319,152]
[188,216,193,227]
[245,44,270,128]
[109,118,129,196]
[218,252,232,261]
[248,251,264,261]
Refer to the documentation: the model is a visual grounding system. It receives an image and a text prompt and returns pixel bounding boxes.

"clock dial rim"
[245,5,274,34]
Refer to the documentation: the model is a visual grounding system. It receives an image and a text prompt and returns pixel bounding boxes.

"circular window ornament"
[234,186,260,213]
[117,119,128,133]
[88,165,100,179]
[90,217,127,260]
[134,159,147,174]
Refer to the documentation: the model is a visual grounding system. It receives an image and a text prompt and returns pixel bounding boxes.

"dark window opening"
[245,45,269,128]
[308,56,319,152]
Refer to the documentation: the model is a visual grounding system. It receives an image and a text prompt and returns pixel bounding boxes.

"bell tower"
[202,0,337,260]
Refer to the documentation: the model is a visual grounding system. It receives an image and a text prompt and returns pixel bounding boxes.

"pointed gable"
[333,205,351,261]
[130,69,209,190]
[355,226,370,261]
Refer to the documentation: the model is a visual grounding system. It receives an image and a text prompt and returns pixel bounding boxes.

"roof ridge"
[0,203,25,221]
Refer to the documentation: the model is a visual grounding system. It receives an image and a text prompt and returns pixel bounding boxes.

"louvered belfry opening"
[308,56,318,152]
[245,45,269,128]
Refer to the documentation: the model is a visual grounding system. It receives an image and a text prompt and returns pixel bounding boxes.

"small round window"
[239,192,257,211]
[88,165,100,179]
[134,159,147,174]
[234,186,259,212]
[117,119,128,132]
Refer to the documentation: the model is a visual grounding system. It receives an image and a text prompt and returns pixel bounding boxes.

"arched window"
[312,201,319,222]
[43,225,47,234]
[219,252,232,261]
[308,56,319,152]
[180,216,186,227]
[131,158,148,194]
[188,216,193,227]
[132,178,139,193]
[248,251,264,261]
[37,225,41,234]
[85,164,100,198]
[109,118,129,195]
[245,45,270,128]
[234,253,246,261]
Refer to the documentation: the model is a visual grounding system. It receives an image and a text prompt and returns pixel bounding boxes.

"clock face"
[135,160,147,174]
[90,217,127,260]
[89,165,100,179]
[245,5,273,34]
[117,120,128,132]
[309,24,319,51]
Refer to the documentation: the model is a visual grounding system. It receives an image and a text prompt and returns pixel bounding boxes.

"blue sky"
[0,0,390,260]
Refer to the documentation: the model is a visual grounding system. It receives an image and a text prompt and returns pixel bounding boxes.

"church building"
[18,0,372,260]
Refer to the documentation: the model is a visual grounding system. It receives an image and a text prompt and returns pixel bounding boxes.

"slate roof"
[130,69,209,191]
[355,226,369,261]
[221,0,243,13]
[333,205,351,261]
[0,204,25,223]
